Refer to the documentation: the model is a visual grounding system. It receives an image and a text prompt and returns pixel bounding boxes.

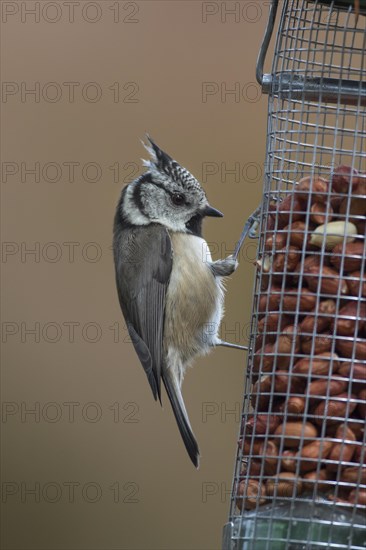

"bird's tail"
[163,372,200,468]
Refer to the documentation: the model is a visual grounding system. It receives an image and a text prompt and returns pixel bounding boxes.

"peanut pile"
[237,166,366,512]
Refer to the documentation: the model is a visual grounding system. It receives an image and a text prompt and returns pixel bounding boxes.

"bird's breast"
[164,232,223,360]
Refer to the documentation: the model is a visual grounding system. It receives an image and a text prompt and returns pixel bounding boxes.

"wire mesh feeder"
[224,1,366,549]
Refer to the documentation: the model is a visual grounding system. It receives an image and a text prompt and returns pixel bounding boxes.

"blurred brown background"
[1,1,272,548]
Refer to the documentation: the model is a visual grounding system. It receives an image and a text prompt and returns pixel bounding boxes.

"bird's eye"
[171,193,185,206]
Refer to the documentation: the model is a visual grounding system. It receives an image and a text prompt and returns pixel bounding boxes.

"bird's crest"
[141,135,202,192]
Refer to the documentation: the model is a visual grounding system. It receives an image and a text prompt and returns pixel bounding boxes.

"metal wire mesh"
[226,1,366,549]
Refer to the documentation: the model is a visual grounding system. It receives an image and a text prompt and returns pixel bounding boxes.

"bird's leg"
[210,194,281,276]
[210,194,282,350]
[232,193,282,261]
[215,339,248,351]
[232,204,262,261]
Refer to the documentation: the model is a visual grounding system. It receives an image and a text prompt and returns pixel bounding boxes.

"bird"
[113,136,245,467]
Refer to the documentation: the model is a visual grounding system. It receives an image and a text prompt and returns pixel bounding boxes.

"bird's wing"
[113,223,173,401]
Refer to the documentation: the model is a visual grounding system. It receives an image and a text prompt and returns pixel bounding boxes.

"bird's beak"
[203,204,224,218]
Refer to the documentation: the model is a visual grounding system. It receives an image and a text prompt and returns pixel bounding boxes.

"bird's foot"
[210,255,238,277]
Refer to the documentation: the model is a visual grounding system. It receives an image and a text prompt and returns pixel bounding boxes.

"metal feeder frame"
[223,1,366,549]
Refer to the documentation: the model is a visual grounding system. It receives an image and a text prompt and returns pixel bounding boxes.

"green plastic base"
[228,500,366,550]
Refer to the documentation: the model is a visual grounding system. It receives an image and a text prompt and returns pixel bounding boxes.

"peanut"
[296,176,329,204]
[297,440,333,472]
[339,195,366,223]
[313,393,357,425]
[338,362,366,384]
[277,195,304,227]
[274,371,305,395]
[282,288,317,312]
[255,256,272,274]
[258,440,279,476]
[347,270,366,297]
[354,446,366,464]
[265,207,276,230]
[245,414,281,436]
[236,480,267,510]
[251,375,273,410]
[331,240,366,273]
[258,285,283,313]
[326,420,364,441]
[304,265,349,295]
[309,221,357,250]
[330,195,344,211]
[282,221,310,248]
[287,396,306,415]
[340,466,366,484]
[293,352,339,376]
[354,177,366,198]
[333,301,366,336]
[265,472,303,497]
[331,165,359,194]
[281,450,297,472]
[253,342,275,373]
[259,272,270,292]
[302,469,329,492]
[274,421,318,448]
[300,299,336,335]
[272,246,301,275]
[240,459,262,477]
[257,313,292,335]
[355,219,366,236]
[301,331,332,355]
[336,337,366,360]
[357,388,366,419]
[264,232,286,251]
[297,254,322,274]
[240,439,263,455]
[276,325,301,355]
[310,202,333,225]
[307,378,347,400]
[348,489,366,506]
[327,424,357,472]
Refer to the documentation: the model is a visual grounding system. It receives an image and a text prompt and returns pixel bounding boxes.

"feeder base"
[223,500,366,550]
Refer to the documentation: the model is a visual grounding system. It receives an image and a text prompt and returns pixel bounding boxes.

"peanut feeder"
[223,1,366,549]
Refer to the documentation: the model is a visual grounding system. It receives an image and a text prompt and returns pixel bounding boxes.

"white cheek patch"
[122,184,150,226]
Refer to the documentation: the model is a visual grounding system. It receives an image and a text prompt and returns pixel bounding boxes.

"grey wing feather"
[113,223,173,401]
[126,323,158,399]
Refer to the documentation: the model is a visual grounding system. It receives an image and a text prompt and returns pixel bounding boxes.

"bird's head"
[120,136,223,232]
